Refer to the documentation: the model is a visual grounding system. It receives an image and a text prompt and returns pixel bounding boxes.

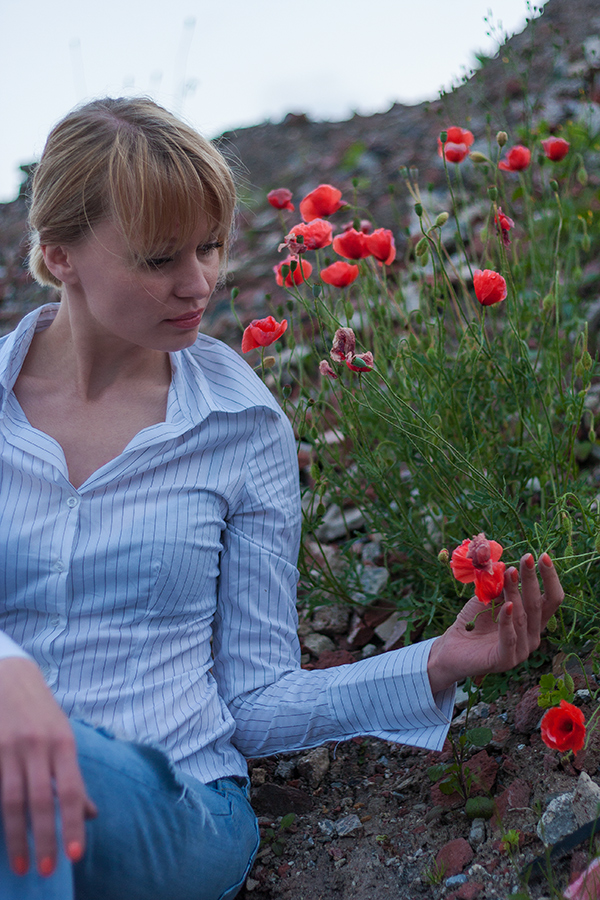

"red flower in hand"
[541,137,570,161]
[438,127,474,164]
[473,269,507,306]
[320,261,359,287]
[366,228,396,265]
[267,188,294,211]
[450,533,506,604]
[540,700,586,754]
[300,184,345,222]
[333,228,371,260]
[241,316,288,352]
[498,145,531,171]
[274,256,313,287]
[286,219,333,251]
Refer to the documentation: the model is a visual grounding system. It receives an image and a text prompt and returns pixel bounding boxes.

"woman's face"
[52,216,222,353]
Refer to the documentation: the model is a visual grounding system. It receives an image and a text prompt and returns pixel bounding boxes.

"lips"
[166,310,203,328]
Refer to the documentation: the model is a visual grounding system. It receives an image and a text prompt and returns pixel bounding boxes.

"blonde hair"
[28,97,237,287]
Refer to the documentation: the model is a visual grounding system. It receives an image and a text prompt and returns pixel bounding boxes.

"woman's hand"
[0,657,97,876]
[427,552,564,694]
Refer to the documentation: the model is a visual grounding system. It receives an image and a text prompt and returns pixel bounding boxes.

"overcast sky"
[0,0,541,202]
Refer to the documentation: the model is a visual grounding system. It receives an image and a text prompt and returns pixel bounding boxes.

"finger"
[538,553,564,626]
[52,740,93,863]
[25,750,58,877]
[495,599,518,671]
[0,751,29,875]
[520,553,543,646]
[502,567,529,659]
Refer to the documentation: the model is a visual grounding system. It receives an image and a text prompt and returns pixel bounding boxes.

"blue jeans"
[0,720,260,900]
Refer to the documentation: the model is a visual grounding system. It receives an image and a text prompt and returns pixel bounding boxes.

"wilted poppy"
[267,188,295,211]
[367,228,396,265]
[330,327,356,363]
[450,533,506,605]
[320,261,359,287]
[438,127,474,164]
[299,184,345,222]
[494,208,515,247]
[346,352,374,373]
[241,316,288,353]
[540,700,586,754]
[332,228,371,260]
[319,360,338,379]
[473,269,507,306]
[498,145,531,172]
[541,137,570,161]
[286,219,333,251]
[274,256,313,287]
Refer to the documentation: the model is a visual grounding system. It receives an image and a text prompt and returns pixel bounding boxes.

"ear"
[41,244,80,285]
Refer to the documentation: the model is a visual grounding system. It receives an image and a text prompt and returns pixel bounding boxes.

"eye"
[197,240,223,256]
[146,256,174,269]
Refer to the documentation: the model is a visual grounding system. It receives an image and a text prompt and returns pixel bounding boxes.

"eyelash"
[147,240,224,269]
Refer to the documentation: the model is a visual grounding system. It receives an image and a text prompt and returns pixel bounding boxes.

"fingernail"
[525,553,535,569]
[12,856,28,876]
[39,857,55,877]
[67,841,83,862]
[505,601,513,616]
[510,567,518,583]
[541,552,552,567]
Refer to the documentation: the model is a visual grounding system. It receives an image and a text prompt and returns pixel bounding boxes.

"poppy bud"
[469,152,488,163]
[415,237,429,257]
[414,202,423,217]
[546,615,558,633]
[262,356,276,369]
[435,212,449,227]
[582,234,591,252]
[577,166,588,186]
[564,674,575,695]
[439,131,447,144]
[496,131,508,147]
[542,293,555,313]
[487,186,498,201]
[582,351,593,371]
[231,287,239,300]
[465,621,475,632]
[549,179,559,193]
[438,548,450,564]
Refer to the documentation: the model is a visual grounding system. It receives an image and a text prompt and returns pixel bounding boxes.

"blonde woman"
[0,97,563,899]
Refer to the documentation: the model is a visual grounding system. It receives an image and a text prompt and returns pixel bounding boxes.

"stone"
[468,818,486,847]
[252,782,313,816]
[355,563,389,597]
[297,746,330,787]
[375,611,412,651]
[514,686,543,733]
[302,633,335,656]
[346,612,375,649]
[335,813,363,836]
[309,649,356,669]
[572,771,600,826]
[362,598,397,628]
[436,838,474,877]
[537,791,578,845]
[251,767,267,786]
[446,873,468,887]
[457,883,484,900]
[316,504,365,541]
[311,604,351,635]
[274,758,297,780]
[493,777,531,825]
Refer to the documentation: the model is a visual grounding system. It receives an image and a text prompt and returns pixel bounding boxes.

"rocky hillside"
[1,0,599,343]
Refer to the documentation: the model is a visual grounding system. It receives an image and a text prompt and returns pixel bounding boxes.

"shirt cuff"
[0,631,32,662]
[327,637,456,752]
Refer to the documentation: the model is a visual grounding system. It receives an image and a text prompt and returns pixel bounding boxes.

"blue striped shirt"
[0,304,455,784]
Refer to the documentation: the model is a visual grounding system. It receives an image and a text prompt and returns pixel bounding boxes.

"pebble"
[469,818,486,846]
[446,873,468,886]
[336,814,363,836]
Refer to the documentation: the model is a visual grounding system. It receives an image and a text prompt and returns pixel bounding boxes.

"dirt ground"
[238,659,600,900]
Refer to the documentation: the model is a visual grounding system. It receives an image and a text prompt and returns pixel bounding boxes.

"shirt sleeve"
[0,632,32,661]
[211,405,455,759]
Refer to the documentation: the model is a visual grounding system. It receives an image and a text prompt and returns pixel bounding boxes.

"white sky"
[0,0,540,202]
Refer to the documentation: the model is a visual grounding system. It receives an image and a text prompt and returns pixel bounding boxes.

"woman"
[0,97,563,899]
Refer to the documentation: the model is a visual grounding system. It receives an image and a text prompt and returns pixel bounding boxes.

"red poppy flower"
[346,351,374,373]
[273,256,313,287]
[498,145,531,172]
[540,700,586,754]
[366,228,396,265]
[241,316,288,353]
[299,184,345,222]
[450,533,506,604]
[438,127,474,164]
[494,208,515,247]
[473,269,507,306]
[541,137,570,161]
[320,261,359,288]
[332,228,371,260]
[267,188,295,211]
[319,359,338,379]
[286,219,333,251]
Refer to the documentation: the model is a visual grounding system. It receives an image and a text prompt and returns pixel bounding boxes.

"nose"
[173,253,217,300]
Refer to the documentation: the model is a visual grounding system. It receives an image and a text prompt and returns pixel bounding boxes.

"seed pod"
[414,202,423,217]
[469,152,488,163]
[435,212,449,227]
[496,131,508,147]
[415,236,429,257]
[487,185,498,200]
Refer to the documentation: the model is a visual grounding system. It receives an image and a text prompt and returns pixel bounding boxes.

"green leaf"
[427,764,448,783]
[439,779,459,795]
[465,796,495,819]
[280,813,296,829]
[465,727,493,747]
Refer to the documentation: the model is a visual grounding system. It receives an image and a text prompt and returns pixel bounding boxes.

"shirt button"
[55,560,65,572]
[66,496,79,508]
[50,615,61,628]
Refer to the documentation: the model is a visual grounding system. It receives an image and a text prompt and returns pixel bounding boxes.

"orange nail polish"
[39,857,55,877]
[12,856,28,876]
[525,553,535,569]
[67,841,83,862]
